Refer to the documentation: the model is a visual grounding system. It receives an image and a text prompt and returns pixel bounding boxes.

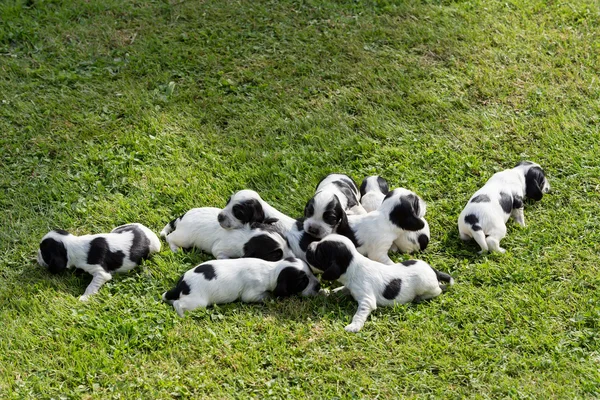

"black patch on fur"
[295,218,305,230]
[39,238,68,274]
[299,231,320,252]
[470,194,490,203]
[332,181,359,208]
[524,166,546,201]
[233,199,265,224]
[112,224,151,264]
[304,198,315,218]
[388,194,425,231]
[402,259,418,266]
[194,264,216,280]
[225,196,232,206]
[284,257,297,262]
[383,278,402,300]
[163,276,191,301]
[323,198,342,227]
[87,237,126,271]
[464,214,481,231]
[53,229,70,235]
[418,234,429,251]
[273,267,309,297]
[499,192,513,214]
[361,176,389,197]
[383,190,395,201]
[243,234,284,262]
[512,194,523,209]
[306,240,353,280]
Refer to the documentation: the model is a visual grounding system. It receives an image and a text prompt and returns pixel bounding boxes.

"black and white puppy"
[160,207,293,261]
[306,235,453,332]
[217,190,296,235]
[359,177,430,254]
[302,174,366,237]
[458,161,550,253]
[162,257,321,316]
[359,175,389,213]
[37,223,161,301]
[285,219,321,262]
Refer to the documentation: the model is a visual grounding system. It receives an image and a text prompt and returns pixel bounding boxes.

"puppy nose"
[217,214,225,223]
[308,226,319,235]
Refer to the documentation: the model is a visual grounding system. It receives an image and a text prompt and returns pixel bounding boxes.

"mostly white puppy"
[359,175,389,213]
[306,234,453,332]
[218,190,296,235]
[161,207,293,261]
[458,161,550,253]
[162,257,321,316]
[303,188,429,264]
[359,176,430,253]
[37,223,161,301]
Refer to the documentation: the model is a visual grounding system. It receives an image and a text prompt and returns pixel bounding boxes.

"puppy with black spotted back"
[162,257,321,316]
[37,223,161,301]
[458,161,550,253]
[161,207,293,261]
[305,235,453,332]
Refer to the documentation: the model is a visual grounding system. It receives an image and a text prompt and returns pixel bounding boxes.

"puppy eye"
[323,212,337,224]
[233,206,245,220]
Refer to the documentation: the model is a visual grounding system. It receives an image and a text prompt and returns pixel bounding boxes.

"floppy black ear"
[273,267,309,297]
[314,240,353,280]
[234,199,265,223]
[321,264,341,281]
[389,196,425,231]
[525,167,546,201]
[263,217,279,225]
[243,235,284,261]
[377,177,389,194]
[304,198,315,218]
[40,238,68,274]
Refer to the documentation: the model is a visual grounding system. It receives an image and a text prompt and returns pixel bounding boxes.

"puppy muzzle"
[217,213,232,229]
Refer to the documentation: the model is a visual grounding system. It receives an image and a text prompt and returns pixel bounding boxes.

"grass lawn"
[1,0,599,397]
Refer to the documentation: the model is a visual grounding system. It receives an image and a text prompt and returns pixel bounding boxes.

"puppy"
[458,161,550,253]
[359,175,389,213]
[162,257,321,316]
[161,208,293,261]
[306,234,453,332]
[217,190,296,234]
[285,219,321,262]
[37,223,161,301]
[303,188,429,264]
[359,177,430,253]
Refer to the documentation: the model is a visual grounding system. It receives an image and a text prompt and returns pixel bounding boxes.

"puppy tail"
[160,215,183,238]
[471,229,488,253]
[433,268,454,291]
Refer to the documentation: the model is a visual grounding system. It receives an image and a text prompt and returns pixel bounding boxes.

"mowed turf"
[1,0,599,397]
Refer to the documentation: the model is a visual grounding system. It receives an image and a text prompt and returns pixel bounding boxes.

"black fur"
[306,240,353,280]
[464,214,481,231]
[273,267,309,297]
[388,194,425,231]
[470,194,491,203]
[383,278,402,300]
[402,259,418,266]
[299,231,320,252]
[242,234,284,262]
[332,180,359,208]
[194,264,216,280]
[53,229,70,235]
[233,199,265,224]
[512,194,523,209]
[87,237,126,271]
[360,176,389,197]
[163,276,191,301]
[39,238,68,274]
[304,198,315,218]
[524,166,546,201]
[418,234,429,251]
[111,224,151,263]
[498,192,513,214]
[284,257,297,262]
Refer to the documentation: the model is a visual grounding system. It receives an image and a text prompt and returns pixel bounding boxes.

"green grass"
[1,0,599,397]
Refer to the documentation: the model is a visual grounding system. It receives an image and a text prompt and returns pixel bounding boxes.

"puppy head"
[380,188,426,231]
[305,234,355,281]
[273,257,321,297]
[218,190,266,229]
[515,161,550,201]
[242,231,294,262]
[303,191,347,239]
[360,175,389,197]
[38,230,71,274]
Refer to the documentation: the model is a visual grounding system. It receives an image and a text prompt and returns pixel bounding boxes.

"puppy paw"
[79,295,90,302]
[344,323,363,333]
[497,247,507,254]
[318,288,330,296]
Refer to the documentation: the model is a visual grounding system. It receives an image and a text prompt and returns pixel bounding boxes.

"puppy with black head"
[37,223,161,301]
[306,235,453,332]
[303,188,429,264]
[218,190,296,235]
[161,207,293,261]
[458,161,550,253]
[162,257,321,316]
[359,175,389,213]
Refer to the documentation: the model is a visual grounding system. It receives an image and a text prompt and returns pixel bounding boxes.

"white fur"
[315,173,366,216]
[162,257,321,316]
[37,223,161,301]
[161,207,293,260]
[458,161,550,253]
[359,175,387,213]
[306,235,453,332]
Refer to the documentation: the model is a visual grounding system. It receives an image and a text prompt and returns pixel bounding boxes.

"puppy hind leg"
[486,226,507,254]
[345,298,376,333]
[80,271,112,301]
[511,208,526,227]
[471,230,489,254]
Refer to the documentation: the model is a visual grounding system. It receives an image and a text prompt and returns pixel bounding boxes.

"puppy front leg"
[374,252,394,265]
[80,271,112,301]
[511,208,526,227]
[345,298,376,333]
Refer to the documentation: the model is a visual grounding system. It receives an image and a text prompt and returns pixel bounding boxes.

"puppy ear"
[251,199,266,222]
[273,267,309,297]
[316,240,353,281]
[40,238,68,274]
[321,263,342,281]
[263,217,279,225]
[243,235,284,262]
[389,196,425,231]
[525,167,546,201]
